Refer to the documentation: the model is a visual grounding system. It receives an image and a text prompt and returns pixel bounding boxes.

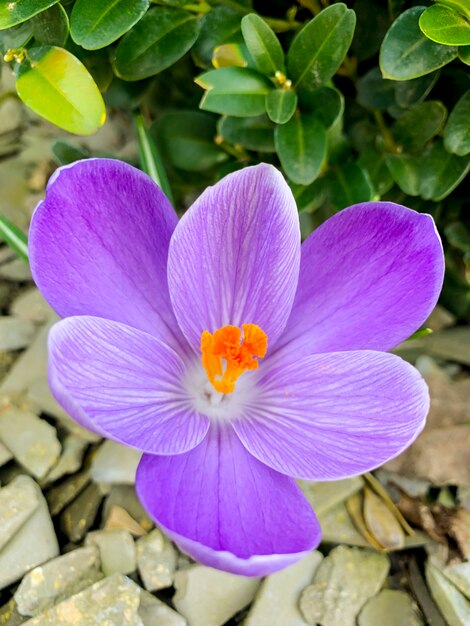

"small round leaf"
[266,89,297,124]
[444,90,470,155]
[0,0,59,30]
[419,4,470,46]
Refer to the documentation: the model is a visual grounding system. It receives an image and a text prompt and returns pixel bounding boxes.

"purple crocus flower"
[29,159,444,577]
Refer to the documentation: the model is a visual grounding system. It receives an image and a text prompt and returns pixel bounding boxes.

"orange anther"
[201,324,268,394]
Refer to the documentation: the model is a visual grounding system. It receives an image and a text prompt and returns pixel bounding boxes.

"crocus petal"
[167,164,300,352]
[277,202,444,357]
[29,158,184,350]
[136,424,320,576]
[233,350,429,480]
[48,316,209,453]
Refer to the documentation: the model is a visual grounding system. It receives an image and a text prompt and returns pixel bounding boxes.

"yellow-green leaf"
[0,0,59,30]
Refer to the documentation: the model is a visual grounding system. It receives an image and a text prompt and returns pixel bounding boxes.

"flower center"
[200,324,268,394]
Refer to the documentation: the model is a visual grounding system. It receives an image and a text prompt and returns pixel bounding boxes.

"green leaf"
[444,89,470,155]
[419,140,470,200]
[385,154,421,196]
[392,101,447,151]
[155,111,228,171]
[357,146,394,196]
[192,6,242,68]
[114,8,200,80]
[431,0,470,21]
[241,13,284,76]
[287,4,356,100]
[0,21,32,54]
[324,163,373,210]
[51,140,90,165]
[265,89,297,124]
[0,216,28,262]
[134,114,174,206]
[0,0,59,30]
[357,67,396,110]
[380,6,458,80]
[459,44,470,63]
[31,4,69,47]
[419,4,470,46]
[301,85,344,128]
[212,43,248,68]
[293,178,326,213]
[16,46,106,135]
[274,111,327,185]
[445,222,470,252]
[218,114,275,152]
[70,0,150,50]
[394,71,439,107]
[197,67,272,117]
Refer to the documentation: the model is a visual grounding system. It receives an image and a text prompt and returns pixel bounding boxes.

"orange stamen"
[201,324,268,394]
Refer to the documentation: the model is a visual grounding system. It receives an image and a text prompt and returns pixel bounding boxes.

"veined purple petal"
[233,350,428,480]
[29,158,185,351]
[277,202,444,357]
[167,164,301,352]
[136,424,320,576]
[48,316,209,453]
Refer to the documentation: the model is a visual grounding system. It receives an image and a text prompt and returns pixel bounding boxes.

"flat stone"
[426,561,470,626]
[102,485,153,532]
[358,590,423,626]
[46,469,90,517]
[14,546,102,616]
[138,590,186,626]
[173,565,260,626]
[0,259,32,282]
[42,435,87,485]
[0,440,13,466]
[86,530,136,576]
[0,598,25,626]
[22,574,142,625]
[0,475,39,550]
[136,528,177,591]
[0,408,61,480]
[245,551,323,626]
[104,504,146,537]
[0,475,59,590]
[299,546,390,626]
[60,482,104,543]
[10,288,54,324]
[91,440,141,485]
[318,502,370,547]
[0,317,36,351]
[299,477,364,516]
[443,561,470,600]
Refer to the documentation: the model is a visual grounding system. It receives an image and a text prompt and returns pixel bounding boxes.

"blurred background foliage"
[0,0,469,320]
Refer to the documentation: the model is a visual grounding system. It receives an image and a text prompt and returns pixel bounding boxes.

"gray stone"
[0,408,61,479]
[42,435,87,485]
[60,483,104,543]
[299,546,390,626]
[0,317,36,351]
[443,561,470,600]
[46,469,90,517]
[245,551,323,626]
[358,590,423,626]
[136,529,177,591]
[102,486,153,532]
[0,598,25,626]
[0,259,32,282]
[14,546,102,616]
[299,477,364,516]
[0,475,59,590]
[0,440,13,466]
[86,530,136,576]
[10,288,54,324]
[91,440,141,485]
[173,565,260,626]
[139,590,186,626]
[318,502,370,547]
[0,475,39,550]
[104,504,146,537]
[22,574,143,625]
[426,561,470,626]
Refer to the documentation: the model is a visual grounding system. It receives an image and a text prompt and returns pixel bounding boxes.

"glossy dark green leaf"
[419,4,470,46]
[445,222,470,252]
[394,71,439,107]
[51,140,90,165]
[241,13,284,75]
[357,67,396,110]
[301,85,344,128]
[392,101,447,150]
[444,89,470,155]
[0,21,32,54]
[274,112,327,184]
[192,6,242,68]
[324,163,373,209]
[380,7,458,80]
[293,179,326,213]
[385,153,421,195]
[459,44,470,63]
[265,89,297,124]
[0,216,28,262]
[156,111,228,171]
[31,4,69,47]
[114,8,200,80]
[197,67,272,117]
[16,46,106,135]
[357,146,394,196]
[0,0,59,29]
[419,139,470,200]
[71,0,150,50]
[287,3,356,99]
[218,114,275,152]
[135,114,174,206]
[82,53,113,92]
